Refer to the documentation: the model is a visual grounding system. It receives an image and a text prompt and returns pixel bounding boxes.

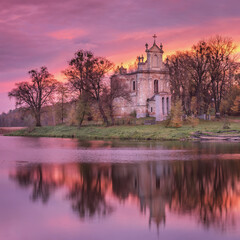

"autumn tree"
[206,36,238,118]
[8,67,58,126]
[167,36,239,118]
[166,99,183,128]
[167,52,193,115]
[231,96,240,115]
[186,41,210,114]
[64,50,114,126]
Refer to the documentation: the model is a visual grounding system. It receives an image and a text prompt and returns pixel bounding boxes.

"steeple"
[144,35,164,69]
[153,34,157,45]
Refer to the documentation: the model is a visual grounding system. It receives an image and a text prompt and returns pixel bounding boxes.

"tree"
[64,50,114,126]
[206,36,238,118]
[8,67,58,126]
[186,41,210,114]
[167,52,193,115]
[231,96,240,115]
[166,100,183,128]
[167,36,239,118]
[103,75,131,125]
[75,92,91,126]
[55,82,69,124]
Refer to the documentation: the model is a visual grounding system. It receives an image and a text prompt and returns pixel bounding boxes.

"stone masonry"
[111,35,171,121]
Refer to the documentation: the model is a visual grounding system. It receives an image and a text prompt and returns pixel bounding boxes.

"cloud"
[48,28,86,40]
[0,0,239,112]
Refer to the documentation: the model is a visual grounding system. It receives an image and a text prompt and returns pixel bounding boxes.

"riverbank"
[6,119,240,141]
[0,127,26,135]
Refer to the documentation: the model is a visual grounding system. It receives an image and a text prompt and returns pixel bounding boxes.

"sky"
[0,0,239,113]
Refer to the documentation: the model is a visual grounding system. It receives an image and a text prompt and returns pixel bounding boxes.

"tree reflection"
[10,163,113,219]
[10,160,240,230]
[10,164,58,203]
[67,164,113,218]
[170,160,240,230]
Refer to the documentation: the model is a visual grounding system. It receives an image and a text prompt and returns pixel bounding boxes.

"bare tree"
[166,52,193,115]
[167,36,239,117]
[55,82,69,124]
[186,41,210,114]
[64,50,114,126]
[206,36,238,117]
[8,67,58,126]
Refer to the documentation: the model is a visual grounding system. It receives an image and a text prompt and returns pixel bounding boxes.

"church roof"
[148,42,163,53]
[146,34,164,53]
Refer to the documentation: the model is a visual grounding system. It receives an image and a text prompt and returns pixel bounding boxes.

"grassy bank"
[0,127,26,135]
[6,119,240,141]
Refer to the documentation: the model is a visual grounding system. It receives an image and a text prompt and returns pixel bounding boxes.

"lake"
[1,136,240,240]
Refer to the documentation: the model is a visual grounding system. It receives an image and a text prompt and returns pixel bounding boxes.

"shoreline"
[4,121,240,141]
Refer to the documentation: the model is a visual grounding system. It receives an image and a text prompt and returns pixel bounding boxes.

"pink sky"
[0,0,239,113]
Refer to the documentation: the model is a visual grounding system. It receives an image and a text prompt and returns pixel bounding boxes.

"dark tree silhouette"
[8,67,58,126]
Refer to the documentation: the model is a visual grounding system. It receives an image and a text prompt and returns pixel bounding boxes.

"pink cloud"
[0,0,239,113]
[48,28,87,40]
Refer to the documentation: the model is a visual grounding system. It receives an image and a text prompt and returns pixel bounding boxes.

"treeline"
[1,36,240,127]
[4,50,130,127]
[167,36,240,117]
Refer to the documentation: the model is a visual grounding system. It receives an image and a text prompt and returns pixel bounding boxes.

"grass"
[6,118,240,141]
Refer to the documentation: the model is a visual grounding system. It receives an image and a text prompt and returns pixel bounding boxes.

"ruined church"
[111,35,171,121]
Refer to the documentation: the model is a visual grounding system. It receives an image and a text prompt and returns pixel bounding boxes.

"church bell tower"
[145,34,164,70]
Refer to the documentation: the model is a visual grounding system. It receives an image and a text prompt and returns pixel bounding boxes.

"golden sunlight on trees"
[8,67,58,126]
[207,36,237,117]
[166,36,239,118]
[3,36,240,128]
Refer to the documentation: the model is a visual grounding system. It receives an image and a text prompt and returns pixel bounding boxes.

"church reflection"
[10,160,240,230]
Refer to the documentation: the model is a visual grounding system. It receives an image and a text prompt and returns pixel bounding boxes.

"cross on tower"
[153,34,157,44]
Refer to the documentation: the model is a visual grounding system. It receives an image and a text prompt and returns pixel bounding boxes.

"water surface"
[1,136,240,240]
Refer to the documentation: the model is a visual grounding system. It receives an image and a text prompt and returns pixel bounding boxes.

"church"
[111,35,172,121]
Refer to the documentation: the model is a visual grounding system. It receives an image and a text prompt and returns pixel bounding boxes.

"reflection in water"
[10,160,240,230]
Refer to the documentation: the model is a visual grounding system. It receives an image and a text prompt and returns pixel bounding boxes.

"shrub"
[223,115,231,129]
[166,100,183,128]
[67,105,78,126]
[130,110,137,118]
[231,96,240,115]
[185,116,199,127]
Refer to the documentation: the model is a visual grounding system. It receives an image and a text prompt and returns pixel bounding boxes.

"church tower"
[111,35,172,121]
[145,34,164,70]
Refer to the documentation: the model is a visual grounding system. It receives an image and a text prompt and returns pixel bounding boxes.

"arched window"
[132,81,136,91]
[166,97,169,114]
[162,97,165,115]
[153,55,158,67]
[154,80,158,93]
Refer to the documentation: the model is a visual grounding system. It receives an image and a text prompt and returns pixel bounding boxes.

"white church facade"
[111,35,171,121]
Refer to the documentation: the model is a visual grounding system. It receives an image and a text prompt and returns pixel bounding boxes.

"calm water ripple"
[1,136,240,240]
